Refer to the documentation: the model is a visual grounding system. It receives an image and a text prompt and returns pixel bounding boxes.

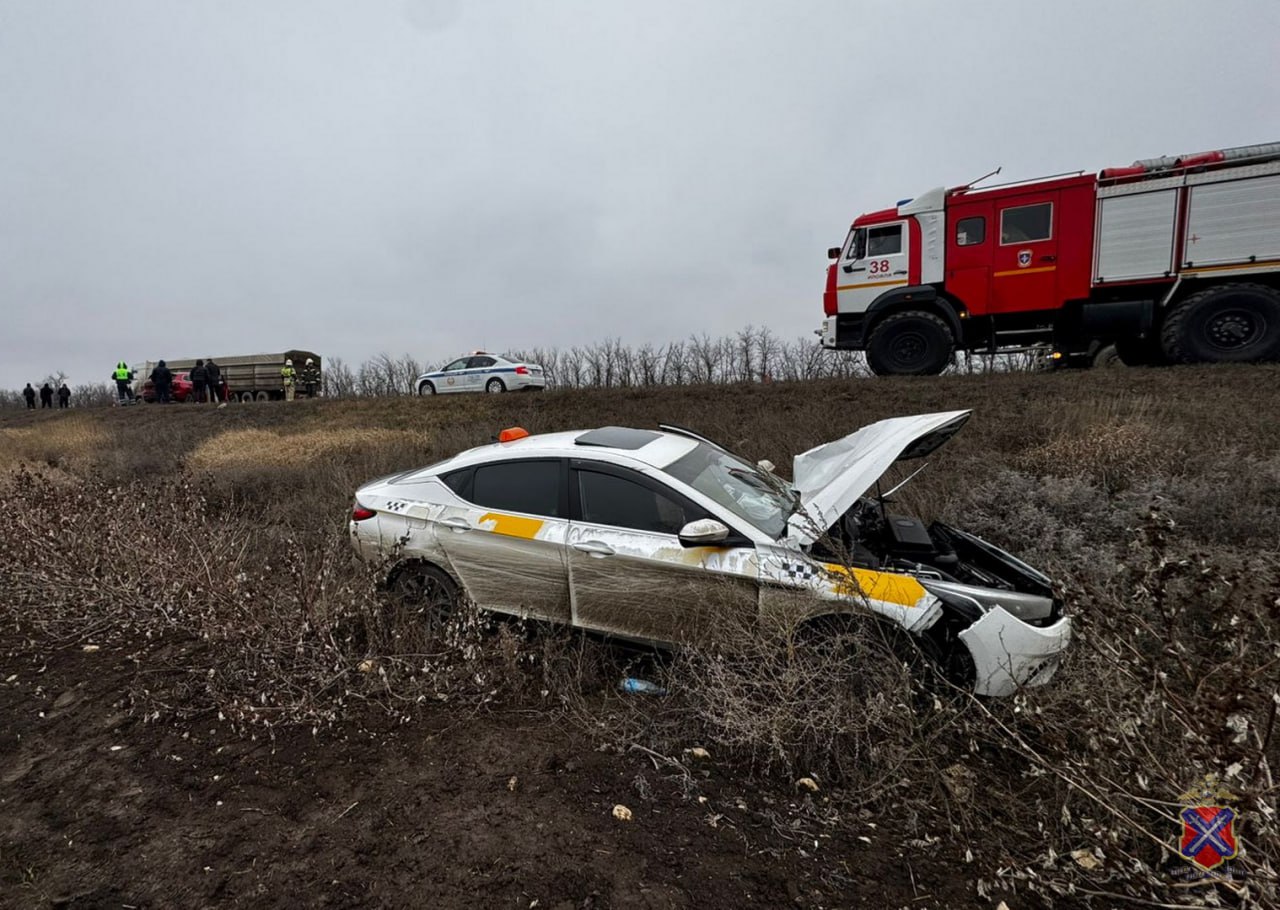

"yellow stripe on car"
[823,564,927,607]
[478,513,545,539]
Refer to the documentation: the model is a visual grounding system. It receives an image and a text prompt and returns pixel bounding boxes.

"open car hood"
[786,410,971,545]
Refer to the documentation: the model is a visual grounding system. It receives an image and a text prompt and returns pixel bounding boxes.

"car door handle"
[1039,255,1056,262]
[439,517,471,532]
[843,265,865,273]
[572,541,616,557]
[892,269,907,275]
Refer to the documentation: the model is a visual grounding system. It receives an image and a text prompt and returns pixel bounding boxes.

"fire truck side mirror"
[827,247,841,259]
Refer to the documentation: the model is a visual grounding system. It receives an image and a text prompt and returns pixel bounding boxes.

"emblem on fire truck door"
[1017,249,1032,268]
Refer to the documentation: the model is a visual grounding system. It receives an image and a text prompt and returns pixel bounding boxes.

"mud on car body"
[349,413,1070,696]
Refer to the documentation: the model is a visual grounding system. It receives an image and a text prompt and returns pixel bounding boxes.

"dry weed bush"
[0,469,556,729]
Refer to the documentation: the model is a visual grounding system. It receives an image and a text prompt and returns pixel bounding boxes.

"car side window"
[441,467,473,499]
[470,460,561,516]
[469,356,497,368]
[443,358,469,372]
[576,470,695,535]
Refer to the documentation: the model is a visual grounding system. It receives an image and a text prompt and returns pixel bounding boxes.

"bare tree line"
[3,327,1046,407]
[321,328,873,398]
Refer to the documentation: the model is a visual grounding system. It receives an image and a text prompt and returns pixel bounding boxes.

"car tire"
[865,311,954,376]
[1161,283,1280,364]
[255,391,270,402]
[418,380,436,396]
[387,563,461,636]
[485,378,506,393]
[240,392,255,403]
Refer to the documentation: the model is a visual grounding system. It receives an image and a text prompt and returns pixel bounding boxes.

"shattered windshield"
[665,442,792,539]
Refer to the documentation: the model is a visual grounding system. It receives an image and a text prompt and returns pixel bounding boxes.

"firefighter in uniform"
[300,358,320,398]
[281,359,297,401]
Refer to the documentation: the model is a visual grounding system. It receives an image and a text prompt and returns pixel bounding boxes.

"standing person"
[204,358,222,403]
[189,359,208,404]
[280,358,297,401]
[39,383,53,408]
[112,362,135,403]
[300,358,320,398]
[22,383,36,409]
[150,360,173,403]
[57,383,71,408]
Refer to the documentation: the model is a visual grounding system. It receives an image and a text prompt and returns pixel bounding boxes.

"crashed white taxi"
[349,413,1070,696]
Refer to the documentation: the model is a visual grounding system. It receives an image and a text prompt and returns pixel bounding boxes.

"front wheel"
[485,378,506,393]
[865,310,954,376]
[1161,283,1280,364]
[418,380,436,396]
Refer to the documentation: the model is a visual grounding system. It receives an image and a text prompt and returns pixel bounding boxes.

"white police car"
[416,353,547,395]
[349,412,1071,697]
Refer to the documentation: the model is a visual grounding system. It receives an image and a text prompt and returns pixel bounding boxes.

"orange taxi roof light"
[498,427,530,443]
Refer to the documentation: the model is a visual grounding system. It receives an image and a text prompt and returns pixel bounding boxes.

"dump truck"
[820,142,1280,374]
[132,350,322,402]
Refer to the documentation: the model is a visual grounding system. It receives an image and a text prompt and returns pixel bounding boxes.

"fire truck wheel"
[865,311,954,376]
[1162,283,1280,364]
[1092,344,1121,368]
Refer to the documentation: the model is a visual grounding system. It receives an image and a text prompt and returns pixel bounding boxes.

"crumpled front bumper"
[958,607,1071,697]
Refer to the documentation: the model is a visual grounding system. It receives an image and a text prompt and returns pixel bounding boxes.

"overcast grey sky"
[2,0,1278,388]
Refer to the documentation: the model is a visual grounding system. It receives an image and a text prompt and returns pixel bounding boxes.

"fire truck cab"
[820,143,1280,375]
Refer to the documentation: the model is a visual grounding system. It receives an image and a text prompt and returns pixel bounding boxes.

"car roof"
[432,427,700,473]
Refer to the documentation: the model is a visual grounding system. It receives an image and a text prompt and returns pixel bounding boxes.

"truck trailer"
[819,143,1280,375]
[132,350,321,402]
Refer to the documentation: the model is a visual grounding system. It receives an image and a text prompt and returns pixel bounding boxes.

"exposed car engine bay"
[813,496,1062,627]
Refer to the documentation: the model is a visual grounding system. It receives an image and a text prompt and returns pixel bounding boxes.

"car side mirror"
[827,247,841,259]
[678,518,730,547]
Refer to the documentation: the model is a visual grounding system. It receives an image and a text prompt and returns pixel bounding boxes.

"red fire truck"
[819,143,1280,375]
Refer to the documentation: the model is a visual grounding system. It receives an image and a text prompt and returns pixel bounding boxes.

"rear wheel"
[485,378,506,393]
[1161,283,1280,363]
[865,311,954,376]
[254,391,270,402]
[387,563,461,636]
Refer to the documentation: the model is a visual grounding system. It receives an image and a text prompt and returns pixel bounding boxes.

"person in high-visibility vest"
[281,359,297,401]
[111,361,135,403]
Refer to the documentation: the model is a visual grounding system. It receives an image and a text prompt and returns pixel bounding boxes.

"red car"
[140,371,231,403]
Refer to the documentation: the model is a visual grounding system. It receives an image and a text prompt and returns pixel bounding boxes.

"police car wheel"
[418,380,436,396]
[485,378,506,393]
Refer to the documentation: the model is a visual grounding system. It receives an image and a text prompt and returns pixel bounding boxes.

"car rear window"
[471,460,560,516]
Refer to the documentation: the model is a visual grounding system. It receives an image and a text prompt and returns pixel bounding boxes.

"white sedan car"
[416,353,546,395]
[349,412,1071,696]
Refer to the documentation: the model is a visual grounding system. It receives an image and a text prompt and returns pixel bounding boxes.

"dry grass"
[186,426,432,472]
[0,415,108,472]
